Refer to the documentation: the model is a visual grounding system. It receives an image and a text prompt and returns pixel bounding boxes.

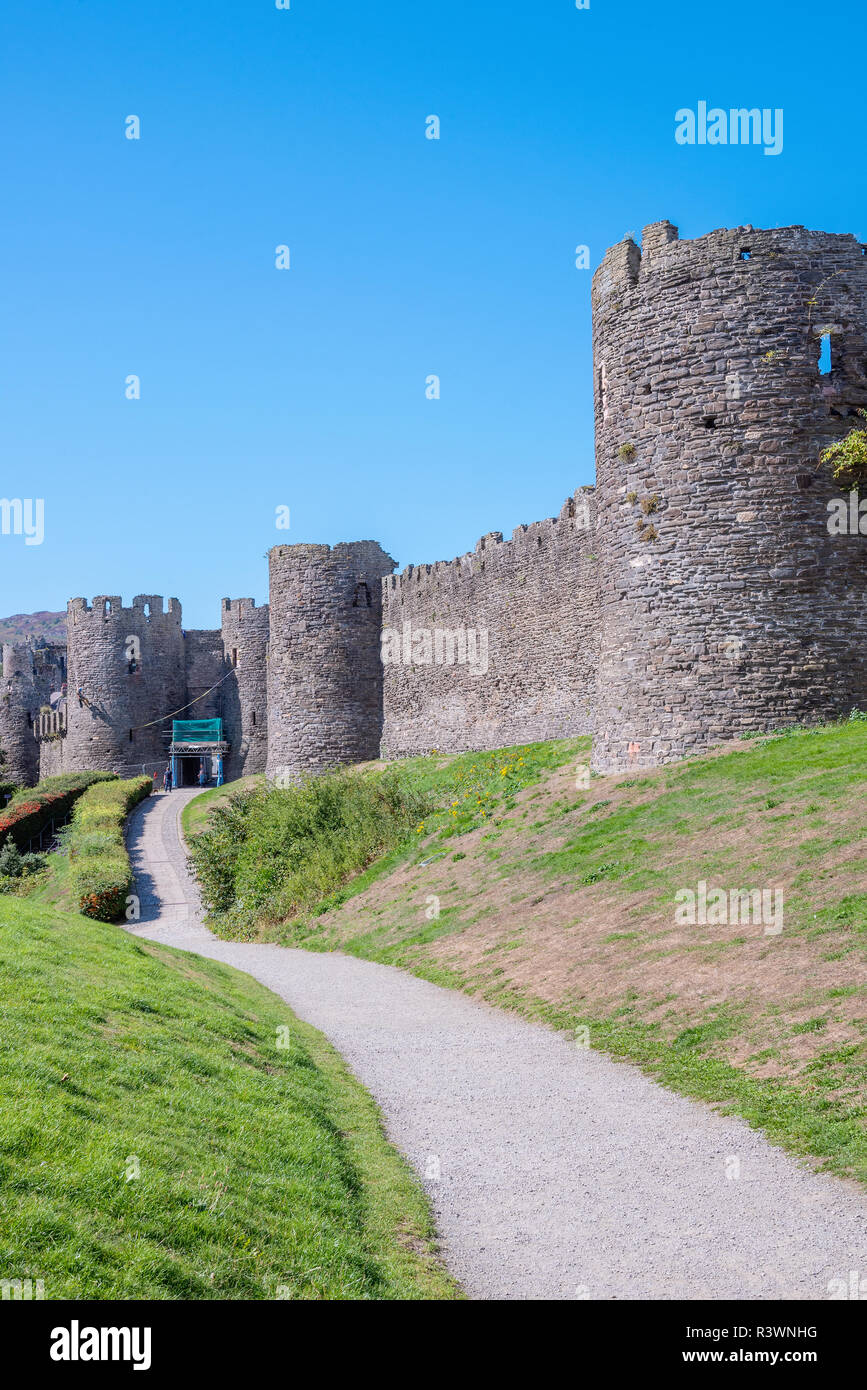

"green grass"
[0,895,458,1300]
[530,718,867,936]
[180,776,263,840]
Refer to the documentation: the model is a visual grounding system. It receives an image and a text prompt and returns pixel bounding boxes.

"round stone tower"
[65,595,186,773]
[266,541,396,781]
[591,221,867,772]
[0,644,40,786]
[221,597,270,779]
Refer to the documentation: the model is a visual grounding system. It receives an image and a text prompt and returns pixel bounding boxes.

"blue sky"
[1,0,863,628]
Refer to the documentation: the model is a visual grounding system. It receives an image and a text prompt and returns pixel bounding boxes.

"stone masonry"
[0,642,66,785]
[591,221,867,771]
[266,542,395,781]
[381,489,599,757]
[221,598,269,779]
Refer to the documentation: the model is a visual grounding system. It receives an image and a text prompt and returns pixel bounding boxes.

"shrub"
[67,778,152,921]
[189,767,433,931]
[0,772,117,852]
[5,772,117,808]
[0,845,47,895]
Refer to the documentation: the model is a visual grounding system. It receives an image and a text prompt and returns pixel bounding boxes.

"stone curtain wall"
[37,735,64,780]
[266,543,395,781]
[183,630,224,722]
[380,489,600,758]
[65,596,186,772]
[220,599,270,778]
[591,221,867,773]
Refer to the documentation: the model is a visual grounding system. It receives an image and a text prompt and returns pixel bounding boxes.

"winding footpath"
[126,789,867,1301]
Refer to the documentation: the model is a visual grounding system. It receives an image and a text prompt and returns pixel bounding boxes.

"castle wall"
[1,645,42,786]
[220,599,269,778]
[38,734,64,780]
[591,221,867,772]
[1,642,67,786]
[380,489,600,757]
[267,543,394,781]
[65,596,185,775]
[184,630,224,721]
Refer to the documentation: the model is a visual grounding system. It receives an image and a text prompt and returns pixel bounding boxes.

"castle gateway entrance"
[178,755,204,787]
[169,719,228,788]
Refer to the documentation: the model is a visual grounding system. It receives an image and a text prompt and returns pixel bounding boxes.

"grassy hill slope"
[0,897,458,1300]
[188,721,867,1184]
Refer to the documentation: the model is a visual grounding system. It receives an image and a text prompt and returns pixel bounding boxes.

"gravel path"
[125,789,867,1300]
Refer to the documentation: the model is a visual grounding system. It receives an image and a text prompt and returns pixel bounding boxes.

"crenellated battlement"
[221,597,269,619]
[68,595,182,624]
[594,221,867,314]
[384,489,595,597]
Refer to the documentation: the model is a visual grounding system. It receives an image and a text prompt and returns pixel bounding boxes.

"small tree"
[821,409,867,492]
[0,840,23,878]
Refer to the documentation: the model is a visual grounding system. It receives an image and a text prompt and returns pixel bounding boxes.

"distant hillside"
[0,612,66,646]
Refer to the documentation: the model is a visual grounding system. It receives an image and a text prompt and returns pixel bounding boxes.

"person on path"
[163,764,173,793]
[198,762,206,789]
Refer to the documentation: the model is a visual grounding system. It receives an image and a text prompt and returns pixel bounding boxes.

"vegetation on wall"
[821,409,867,491]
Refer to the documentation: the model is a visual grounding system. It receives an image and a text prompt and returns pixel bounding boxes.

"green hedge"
[0,772,117,852]
[67,778,152,922]
[0,782,19,804]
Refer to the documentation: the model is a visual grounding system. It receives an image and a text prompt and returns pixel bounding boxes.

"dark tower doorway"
[180,756,201,787]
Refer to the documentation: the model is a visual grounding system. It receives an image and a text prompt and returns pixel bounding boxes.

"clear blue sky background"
[1,0,863,628]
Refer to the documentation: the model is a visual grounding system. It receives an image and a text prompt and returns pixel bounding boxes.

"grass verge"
[0,895,459,1300]
[180,775,263,841]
